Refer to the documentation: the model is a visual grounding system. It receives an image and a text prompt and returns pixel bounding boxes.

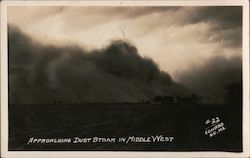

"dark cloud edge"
[8,25,192,104]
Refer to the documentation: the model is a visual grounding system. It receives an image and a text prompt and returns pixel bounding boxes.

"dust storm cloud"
[176,56,242,103]
[8,26,188,104]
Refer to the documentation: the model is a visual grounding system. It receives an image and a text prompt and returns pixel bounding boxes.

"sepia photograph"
[1,0,249,158]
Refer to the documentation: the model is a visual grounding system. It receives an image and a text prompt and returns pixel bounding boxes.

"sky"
[7,6,242,79]
[7,6,242,104]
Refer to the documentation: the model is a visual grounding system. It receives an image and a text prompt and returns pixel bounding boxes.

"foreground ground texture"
[9,103,242,151]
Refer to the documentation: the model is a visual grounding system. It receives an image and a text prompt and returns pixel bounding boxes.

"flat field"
[9,103,242,151]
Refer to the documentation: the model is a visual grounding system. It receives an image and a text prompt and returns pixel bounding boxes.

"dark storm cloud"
[176,56,242,100]
[8,26,188,104]
[121,6,243,48]
[122,6,242,29]
[174,6,242,102]
[182,6,242,48]
[185,6,242,29]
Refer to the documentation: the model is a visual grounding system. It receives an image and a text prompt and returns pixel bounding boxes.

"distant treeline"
[148,94,200,104]
[51,94,212,105]
[52,88,241,105]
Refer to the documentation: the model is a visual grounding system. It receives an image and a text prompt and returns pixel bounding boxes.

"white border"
[1,1,249,158]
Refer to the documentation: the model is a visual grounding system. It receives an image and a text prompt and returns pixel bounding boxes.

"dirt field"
[9,103,242,151]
